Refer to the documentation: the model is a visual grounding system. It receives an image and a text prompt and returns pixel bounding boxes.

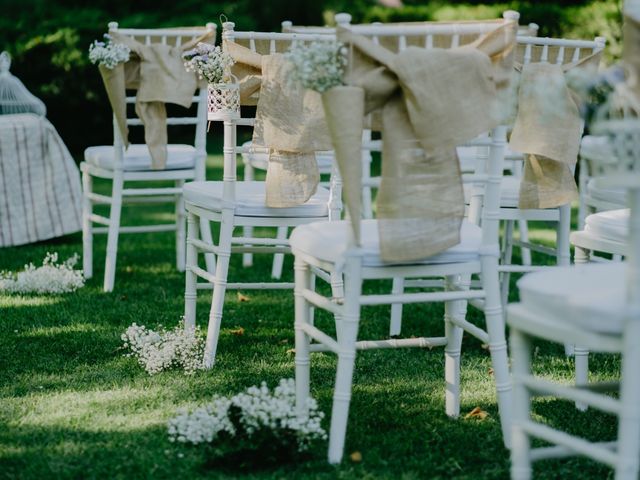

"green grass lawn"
[0,156,620,479]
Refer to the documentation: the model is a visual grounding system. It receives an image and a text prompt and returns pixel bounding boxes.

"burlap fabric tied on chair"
[98,28,214,169]
[510,44,603,209]
[328,21,518,263]
[224,40,332,208]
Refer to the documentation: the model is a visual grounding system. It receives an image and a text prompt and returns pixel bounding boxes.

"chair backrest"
[220,23,342,215]
[106,22,216,175]
[516,34,606,66]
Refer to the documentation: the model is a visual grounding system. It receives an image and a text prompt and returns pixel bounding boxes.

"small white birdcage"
[207,79,240,121]
[0,51,46,116]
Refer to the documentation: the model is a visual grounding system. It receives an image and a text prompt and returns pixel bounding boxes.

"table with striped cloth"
[0,113,82,247]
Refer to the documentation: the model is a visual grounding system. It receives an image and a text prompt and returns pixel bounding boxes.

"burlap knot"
[98,28,214,169]
[225,40,332,208]
[330,21,518,262]
[510,43,603,209]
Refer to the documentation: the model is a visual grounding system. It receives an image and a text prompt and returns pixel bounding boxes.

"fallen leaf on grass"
[229,327,245,336]
[488,368,494,375]
[237,292,250,302]
[464,406,489,420]
[286,348,295,355]
[278,339,288,345]
[349,451,362,463]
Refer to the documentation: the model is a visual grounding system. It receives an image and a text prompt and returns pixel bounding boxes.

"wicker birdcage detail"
[207,81,240,121]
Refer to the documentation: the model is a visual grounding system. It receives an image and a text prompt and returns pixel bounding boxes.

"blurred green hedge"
[0,0,623,156]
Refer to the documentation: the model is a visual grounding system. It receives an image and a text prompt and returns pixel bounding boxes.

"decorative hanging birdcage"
[0,51,47,116]
[207,77,240,121]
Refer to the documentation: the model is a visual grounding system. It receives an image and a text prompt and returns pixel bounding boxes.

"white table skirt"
[0,114,82,247]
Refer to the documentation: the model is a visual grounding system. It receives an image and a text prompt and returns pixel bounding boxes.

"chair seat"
[584,208,629,243]
[290,219,482,267]
[464,176,521,208]
[586,178,627,206]
[240,141,334,173]
[84,144,197,171]
[517,262,626,334]
[183,181,330,217]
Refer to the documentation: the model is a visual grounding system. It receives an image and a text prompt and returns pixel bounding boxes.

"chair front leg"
[271,226,288,279]
[82,168,94,279]
[510,327,533,480]
[389,277,405,336]
[328,257,362,464]
[444,274,467,418]
[294,257,312,418]
[203,209,235,368]
[175,180,186,272]
[103,172,123,292]
[184,211,200,329]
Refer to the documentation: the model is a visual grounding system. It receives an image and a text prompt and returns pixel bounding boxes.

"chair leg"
[271,226,288,279]
[203,211,234,368]
[103,173,123,292]
[557,204,574,357]
[616,321,640,480]
[510,327,533,480]
[573,245,590,411]
[518,220,532,266]
[184,211,200,330]
[481,255,512,448]
[242,163,255,268]
[81,169,93,279]
[328,257,362,464]
[501,220,515,306]
[389,277,404,336]
[295,257,312,418]
[444,275,464,418]
[175,180,186,272]
[199,218,216,274]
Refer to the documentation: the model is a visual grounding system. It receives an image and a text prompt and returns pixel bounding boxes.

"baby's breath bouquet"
[0,252,84,294]
[285,41,347,93]
[167,379,326,469]
[88,35,130,69]
[183,43,234,84]
[121,320,205,375]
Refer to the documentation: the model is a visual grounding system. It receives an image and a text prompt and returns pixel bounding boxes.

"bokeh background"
[0,0,624,156]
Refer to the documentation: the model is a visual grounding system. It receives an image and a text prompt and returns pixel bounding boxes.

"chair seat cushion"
[464,176,521,208]
[240,141,334,173]
[290,219,482,267]
[584,208,629,243]
[84,144,197,171]
[517,262,626,334]
[586,178,627,206]
[183,181,330,218]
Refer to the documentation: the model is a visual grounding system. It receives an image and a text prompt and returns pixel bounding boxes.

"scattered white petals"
[0,252,84,294]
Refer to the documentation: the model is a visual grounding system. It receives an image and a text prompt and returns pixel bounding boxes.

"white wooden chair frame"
[81,22,216,292]
[289,13,521,464]
[183,24,343,368]
[508,118,640,479]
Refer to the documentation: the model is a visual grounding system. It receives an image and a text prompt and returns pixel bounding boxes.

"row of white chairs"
[79,12,633,475]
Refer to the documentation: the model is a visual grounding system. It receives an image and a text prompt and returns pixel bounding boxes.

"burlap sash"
[98,29,214,169]
[225,41,332,207]
[624,10,640,100]
[510,45,602,209]
[332,21,517,262]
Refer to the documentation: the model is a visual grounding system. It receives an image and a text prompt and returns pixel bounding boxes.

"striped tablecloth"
[0,114,82,247]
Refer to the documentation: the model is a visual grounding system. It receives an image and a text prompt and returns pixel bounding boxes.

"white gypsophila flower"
[88,35,130,69]
[182,43,234,84]
[166,378,327,453]
[121,319,206,375]
[0,252,84,294]
[285,41,347,93]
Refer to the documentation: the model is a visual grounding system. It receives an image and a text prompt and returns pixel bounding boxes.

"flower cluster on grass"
[0,252,84,294]
[167,379,326,466]
[182,43,234,84]
[88,35,131,69]
[285,41,347,93]
[121,321,205,375]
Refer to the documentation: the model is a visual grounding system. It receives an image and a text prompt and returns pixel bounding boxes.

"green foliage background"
[0,0,624,155]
